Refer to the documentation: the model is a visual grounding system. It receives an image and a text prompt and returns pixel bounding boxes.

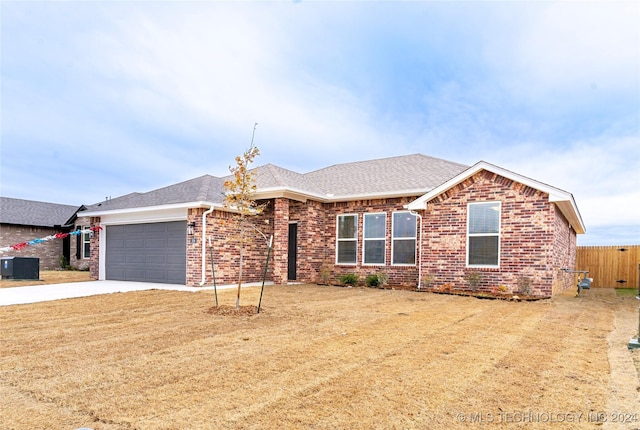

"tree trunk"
[236,238,243,309]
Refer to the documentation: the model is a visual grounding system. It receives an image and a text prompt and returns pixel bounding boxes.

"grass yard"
[0,270,91,288]
[1,285,639,429]
[616,288,640,298]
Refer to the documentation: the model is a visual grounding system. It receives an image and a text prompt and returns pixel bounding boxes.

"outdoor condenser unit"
[1,257,40,280]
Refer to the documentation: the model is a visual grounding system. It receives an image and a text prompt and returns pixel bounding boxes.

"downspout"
[200,205,215,286]
[409,210,423,290]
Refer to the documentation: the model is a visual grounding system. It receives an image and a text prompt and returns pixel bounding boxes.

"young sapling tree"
[223,124,267,309]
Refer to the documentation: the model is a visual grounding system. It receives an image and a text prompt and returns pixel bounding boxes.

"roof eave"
[255,187,432,203]
[80,201,222,217]
[406,161,586,234]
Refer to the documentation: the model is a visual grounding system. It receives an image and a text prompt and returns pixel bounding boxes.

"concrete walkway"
[0,280,272,306]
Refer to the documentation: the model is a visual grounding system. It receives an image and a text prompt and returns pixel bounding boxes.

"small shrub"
[338,273,359,286]
[421,274,435,289]
[376,271,389,287]
[365,274,380,287]
[464,271,483,291]
[318,262,331,285]
[517,276,533,295]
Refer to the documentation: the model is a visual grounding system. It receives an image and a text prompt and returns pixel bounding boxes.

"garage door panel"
[145,255,166,264]
[126,238,145,249]
[106,221,186,284]
[146,241,166,249]
[166,255,184,264]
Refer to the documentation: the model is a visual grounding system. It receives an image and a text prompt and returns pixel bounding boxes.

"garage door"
[106,221,187,284]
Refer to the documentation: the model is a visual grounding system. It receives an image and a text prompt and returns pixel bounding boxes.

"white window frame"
[363,213,386,266]
[391,211,417,266]
[336,214,358,265]
[466,201,501,268]
[81,226,91,259]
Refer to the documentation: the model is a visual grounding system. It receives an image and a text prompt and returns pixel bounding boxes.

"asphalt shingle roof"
[304,154,468,196]
[83,154,468,212]
[0,197,80,227]
[85,175,226,212]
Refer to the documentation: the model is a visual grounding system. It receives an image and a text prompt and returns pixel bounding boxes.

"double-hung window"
[467,202,501,267]
[363,213,386,265]
[336,214,357,264]
[392,212,417,265]
[82,227,91,259]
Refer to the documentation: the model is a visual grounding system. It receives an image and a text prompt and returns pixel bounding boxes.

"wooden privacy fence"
[575,245,640,289]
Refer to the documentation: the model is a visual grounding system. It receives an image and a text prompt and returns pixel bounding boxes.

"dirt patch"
[206,304,260,316]
[0,270,91,288]
[0,285,638,429]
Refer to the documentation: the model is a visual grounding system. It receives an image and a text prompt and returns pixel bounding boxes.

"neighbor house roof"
[84,175,226,212]
[406,161,586,234]
[0,197,81,228]
[82,154,469,216]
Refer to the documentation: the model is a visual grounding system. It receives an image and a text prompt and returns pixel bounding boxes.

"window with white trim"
[336,214,357,264]
[392,212,417,265]
[363,213,386,265]
[467,202,501,267]
[82,226,91,259]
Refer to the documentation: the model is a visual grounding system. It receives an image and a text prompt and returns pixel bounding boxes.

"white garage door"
[105,221,187,284]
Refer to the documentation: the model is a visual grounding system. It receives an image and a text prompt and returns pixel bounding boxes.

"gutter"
[200,205,215,286]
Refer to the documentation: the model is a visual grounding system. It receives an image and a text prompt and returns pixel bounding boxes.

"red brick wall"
[0,217,98,272]
[420,170,571,297]
[186,204,274,287]
[272,198,289,284]
[90,173,577,296]
[70,216,93,271]
[551,205,577,294]
[286,197,421,287]
[89,217,101,280]
[289,200,326,283]
[184,197,423,288]
[0,224,62,270]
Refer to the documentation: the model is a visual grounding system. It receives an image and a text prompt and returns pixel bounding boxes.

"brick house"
[0,197,89,270]
[81,154,585,297]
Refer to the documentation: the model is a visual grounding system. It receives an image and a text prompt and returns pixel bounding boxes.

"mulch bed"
[328,283,545,300]
[427,289,546,301]
[206,305,260,316]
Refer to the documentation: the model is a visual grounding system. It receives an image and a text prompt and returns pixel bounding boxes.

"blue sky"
[1,1,638,246]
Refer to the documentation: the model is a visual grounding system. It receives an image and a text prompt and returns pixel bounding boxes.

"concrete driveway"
[0,280,271,306]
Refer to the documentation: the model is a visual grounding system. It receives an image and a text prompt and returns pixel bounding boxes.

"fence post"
[628,264,640,350]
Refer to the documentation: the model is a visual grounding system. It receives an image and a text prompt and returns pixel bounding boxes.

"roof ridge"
[304,153,430,174]
[196,175,219,201]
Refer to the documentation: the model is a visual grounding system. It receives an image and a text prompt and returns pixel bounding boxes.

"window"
[363,213,386,265]
[392,212,417,265]
[467,202,500,267]
[82,227,91,259]
[336,214,357,264]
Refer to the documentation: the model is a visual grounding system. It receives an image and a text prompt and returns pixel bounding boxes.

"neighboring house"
[0,197,88,270]
[80,154,585,297]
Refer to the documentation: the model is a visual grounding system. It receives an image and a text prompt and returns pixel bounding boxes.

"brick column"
[272,197,290,284]
[89,216,101,280]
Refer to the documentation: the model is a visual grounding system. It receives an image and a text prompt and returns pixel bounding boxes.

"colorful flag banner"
[0,226,102,253]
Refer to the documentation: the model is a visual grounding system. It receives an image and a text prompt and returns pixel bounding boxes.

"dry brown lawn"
[0,270,91,288]
[1,285,639,429]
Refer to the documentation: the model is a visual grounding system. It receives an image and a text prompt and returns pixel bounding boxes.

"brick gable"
[420,171,576,297]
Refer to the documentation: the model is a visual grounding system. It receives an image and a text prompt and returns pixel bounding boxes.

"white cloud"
[488,2,639,101]
[2,1,638,245]
[490,133,640,230]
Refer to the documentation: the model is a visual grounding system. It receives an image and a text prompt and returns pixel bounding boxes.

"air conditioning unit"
[1,257,40,280]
